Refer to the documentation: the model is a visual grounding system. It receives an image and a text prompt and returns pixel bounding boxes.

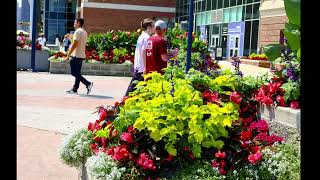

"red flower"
[107,146,115,155]
[112,145,132,161]
[120,132,134,144]
[241,117,253,126]
[219,160,226,167]
[276,95,286,106]
[219,168,227,175]
[241,141,250,148]
[90,143,98,152]
[250,146,260,153]
[188,152,196,160]
[127,126,134,133]
[240,131,252,141]
[98,108,107,122]
[230,91,242,104]
[211,160,219,168]
[100,137,107,147]
[215,151,226,159]
[183,146,190,152]
[94,55,100,61]
[165,155,173,162]
[290,101,300,109]
[136,152,156,170]
[121,96,129,104]
[248,151,263,164]
[114,101,120,107]
[249,120,269,132]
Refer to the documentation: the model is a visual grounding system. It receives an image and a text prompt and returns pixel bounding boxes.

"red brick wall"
[88,0,176,7]
[82,8,175,33]
[259,15,288,47]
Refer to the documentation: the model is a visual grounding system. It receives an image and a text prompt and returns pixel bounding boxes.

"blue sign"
[226,22,245,58]
[199,25,206,41]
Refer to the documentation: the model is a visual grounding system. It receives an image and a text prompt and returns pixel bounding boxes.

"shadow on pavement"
[78,94,114,99]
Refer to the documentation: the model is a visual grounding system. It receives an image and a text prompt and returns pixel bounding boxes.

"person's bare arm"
[142,48,147,75]
[65,40,79,61]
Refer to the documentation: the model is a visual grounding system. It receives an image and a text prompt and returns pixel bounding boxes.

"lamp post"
[31,0,37,72]
[186,0,194,73]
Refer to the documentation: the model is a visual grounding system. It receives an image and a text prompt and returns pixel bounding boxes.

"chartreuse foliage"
[114,72,239,157]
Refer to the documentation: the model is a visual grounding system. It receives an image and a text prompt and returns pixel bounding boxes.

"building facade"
[76,0,176,34]
[176,0,288,58]
[44,0,77,44]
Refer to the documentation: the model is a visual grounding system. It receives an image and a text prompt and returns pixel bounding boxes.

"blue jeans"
[70,57,90,92]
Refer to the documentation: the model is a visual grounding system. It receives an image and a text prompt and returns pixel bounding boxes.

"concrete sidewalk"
[218,60,272,77]
[17,71,131,180]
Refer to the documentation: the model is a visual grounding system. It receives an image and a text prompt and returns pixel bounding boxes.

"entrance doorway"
[228,34,240,57]
[210,35,219,48]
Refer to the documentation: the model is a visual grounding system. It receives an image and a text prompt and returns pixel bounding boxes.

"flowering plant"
[58,128,93,168]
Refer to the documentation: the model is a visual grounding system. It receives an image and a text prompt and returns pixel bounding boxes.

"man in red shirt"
[145,20,170,75]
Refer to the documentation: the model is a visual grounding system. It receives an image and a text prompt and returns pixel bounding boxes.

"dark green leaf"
[264,44,283,61]
[284,23,300,51]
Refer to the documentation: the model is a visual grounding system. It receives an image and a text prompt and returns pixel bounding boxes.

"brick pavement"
[17,72,131,180]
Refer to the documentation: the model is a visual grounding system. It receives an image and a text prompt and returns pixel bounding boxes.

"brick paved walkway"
[17,71,131,180]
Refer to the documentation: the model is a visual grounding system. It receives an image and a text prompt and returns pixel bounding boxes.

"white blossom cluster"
[58,128,93,168]
[85,152,126,180]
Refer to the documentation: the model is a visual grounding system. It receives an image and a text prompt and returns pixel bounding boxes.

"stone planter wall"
[17,49,50,71]
[49,61,133,77]
[240,59,271,68]
[257,104,301,132]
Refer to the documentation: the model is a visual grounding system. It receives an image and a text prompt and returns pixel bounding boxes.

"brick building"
[259,0,288,47]
[76,0,176,33]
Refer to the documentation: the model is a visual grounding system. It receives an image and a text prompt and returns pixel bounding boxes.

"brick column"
[259,0,288,48]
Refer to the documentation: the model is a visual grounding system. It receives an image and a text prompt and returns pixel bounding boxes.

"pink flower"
[249,120,269,132]
[230,91,242,104]
[290,101,300,109]
[211,160,219,168]
[120,132,133,144]
[127,126,134,133]
[248,151,263,164]
[188,152,196,160]
[215,151,226,159]
[219,168,227,175]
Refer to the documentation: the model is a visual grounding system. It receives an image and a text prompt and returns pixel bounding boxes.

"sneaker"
[66,89,78,94]
[87,82,93,95]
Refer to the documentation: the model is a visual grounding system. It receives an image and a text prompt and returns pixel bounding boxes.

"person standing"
[124,18,155,96]
[63,35,71,52]
[37,33,46,47]
[145,20,176,75]
[65,18,93,94]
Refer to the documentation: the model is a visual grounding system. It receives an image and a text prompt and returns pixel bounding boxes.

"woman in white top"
[125,18,155,96]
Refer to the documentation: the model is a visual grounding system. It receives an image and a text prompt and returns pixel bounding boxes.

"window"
[237,0,243,5]
[223,8,230,23]
[244,21,251,56]
[245,4,252,20]
[223,0,229,8]
[207,0,212,10]
[212,0,217,10]
[247,0,253,3]
[218,0,223,9]
[201,0,206,11]
[252,3,260,19]
[230,0,237,6]
[250,20,259,54]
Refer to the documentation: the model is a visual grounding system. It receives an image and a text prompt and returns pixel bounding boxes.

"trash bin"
[215,46,223,61]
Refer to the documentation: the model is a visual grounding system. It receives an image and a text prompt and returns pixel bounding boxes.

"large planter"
[17,49,50,71]
[257,103,301,132]
[49,61,133,77]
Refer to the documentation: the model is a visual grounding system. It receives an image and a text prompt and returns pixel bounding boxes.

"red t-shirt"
[145,35,167,74]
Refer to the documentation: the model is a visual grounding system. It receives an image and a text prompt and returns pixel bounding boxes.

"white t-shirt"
[71,28,87,59]
[37,37,46,46]
[134,32,150,73]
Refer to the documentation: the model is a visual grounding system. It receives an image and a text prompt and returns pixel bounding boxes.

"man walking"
[65,18,93,94]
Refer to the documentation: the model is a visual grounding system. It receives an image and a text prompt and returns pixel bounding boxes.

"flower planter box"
[49,61,133,77]
[240,59,271,68]
[257,103,301,132]
[17,49,50,71]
